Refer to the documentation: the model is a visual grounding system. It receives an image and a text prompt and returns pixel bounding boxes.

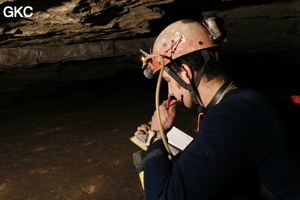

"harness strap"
[164,49,216,106]
[136,148,165,173]
[205,80,232,112]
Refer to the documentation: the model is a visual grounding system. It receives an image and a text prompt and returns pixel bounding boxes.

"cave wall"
[0,0,299,107]
[1,0,299,66]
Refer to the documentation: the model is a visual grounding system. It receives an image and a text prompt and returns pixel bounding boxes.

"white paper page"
[168,144,181,156]
[167,126,193,151]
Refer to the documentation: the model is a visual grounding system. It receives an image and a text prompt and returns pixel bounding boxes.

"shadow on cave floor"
[0,52,299,199]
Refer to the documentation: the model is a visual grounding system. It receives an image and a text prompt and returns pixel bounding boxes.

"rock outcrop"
[0,0,299,107]
[0,0,299,67]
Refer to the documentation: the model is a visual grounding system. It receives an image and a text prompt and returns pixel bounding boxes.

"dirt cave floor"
[0,78,146,199]
[0,69,199,200]
[0,63,299,200]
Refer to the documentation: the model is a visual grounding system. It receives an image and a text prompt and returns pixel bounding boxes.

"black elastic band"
[205,80,232,112]
[164,66,189,90]
[164,49,213,91]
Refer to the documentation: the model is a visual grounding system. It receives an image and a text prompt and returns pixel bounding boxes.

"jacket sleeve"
[143,104,257,200]
[144,140,173,199]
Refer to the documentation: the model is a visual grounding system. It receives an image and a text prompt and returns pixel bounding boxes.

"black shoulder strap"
[205,80,232,112]
[220,87,246,103]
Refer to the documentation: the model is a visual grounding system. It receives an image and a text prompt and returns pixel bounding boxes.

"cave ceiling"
[0,0,299,108]
[0,0,173,47]
[0,0,299,67]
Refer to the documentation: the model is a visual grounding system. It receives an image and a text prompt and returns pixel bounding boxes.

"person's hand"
[134,121,151,136]
[151,99,178,131]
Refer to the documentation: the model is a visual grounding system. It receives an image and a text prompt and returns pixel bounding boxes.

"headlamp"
[143,67,155,79]
[140,49,158,79]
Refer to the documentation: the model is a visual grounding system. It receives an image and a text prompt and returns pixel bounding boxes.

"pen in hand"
[167,94,171,109]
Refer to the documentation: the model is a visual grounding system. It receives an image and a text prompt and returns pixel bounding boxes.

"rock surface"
[0,0,170,47]
[0,0,299,67]
[0,0,299,108]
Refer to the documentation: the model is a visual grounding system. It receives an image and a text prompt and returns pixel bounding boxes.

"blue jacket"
[144,89,300,200]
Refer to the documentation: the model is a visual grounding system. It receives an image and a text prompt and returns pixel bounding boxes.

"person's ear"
[180,64,193,83]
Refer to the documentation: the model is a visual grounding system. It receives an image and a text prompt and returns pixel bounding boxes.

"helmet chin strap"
[164,66,202,108]
[165,49,229,114]
[192,49,217,113]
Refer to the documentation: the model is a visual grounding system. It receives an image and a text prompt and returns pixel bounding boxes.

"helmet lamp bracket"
[202,17,222,40]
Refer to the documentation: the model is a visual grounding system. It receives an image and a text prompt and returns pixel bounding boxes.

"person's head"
[141,18,225,108]
[163,49,226,108]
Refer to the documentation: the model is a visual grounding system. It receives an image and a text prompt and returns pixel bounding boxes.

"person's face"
[163,70,193,109]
